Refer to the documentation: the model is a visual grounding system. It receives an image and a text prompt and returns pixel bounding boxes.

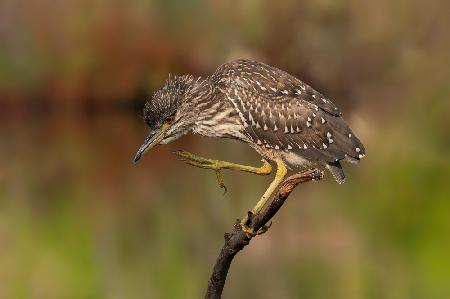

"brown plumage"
[135,59,366,183]
[210,59,365,183]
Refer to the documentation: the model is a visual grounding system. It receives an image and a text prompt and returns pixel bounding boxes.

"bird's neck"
[185,77,245,140]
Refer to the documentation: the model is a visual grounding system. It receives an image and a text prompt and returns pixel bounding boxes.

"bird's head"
[134,75,202,163]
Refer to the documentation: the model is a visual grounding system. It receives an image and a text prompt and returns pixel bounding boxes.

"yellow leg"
[174,150,272,191]
[175,150,287,237]
[242,157,287,236]
[251,157,287,214]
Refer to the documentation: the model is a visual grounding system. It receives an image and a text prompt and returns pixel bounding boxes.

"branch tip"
[205,168,322,299]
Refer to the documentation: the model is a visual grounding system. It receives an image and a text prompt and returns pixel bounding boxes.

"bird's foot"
[174,150,273,193]
[240,213,272,237]
[214,169,227,194]
[174,150,228,193]
[241,223,272,237]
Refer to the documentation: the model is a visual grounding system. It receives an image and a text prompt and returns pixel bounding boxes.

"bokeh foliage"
[0,0,449,298]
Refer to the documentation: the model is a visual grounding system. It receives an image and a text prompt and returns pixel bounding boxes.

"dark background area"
[0,0,449,298]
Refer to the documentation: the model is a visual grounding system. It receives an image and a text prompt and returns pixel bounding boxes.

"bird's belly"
[281,151,313,169]
[250,144,313,170]
[193,122,247,140]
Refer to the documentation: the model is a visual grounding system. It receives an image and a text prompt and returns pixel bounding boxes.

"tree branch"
[204,168,324,299]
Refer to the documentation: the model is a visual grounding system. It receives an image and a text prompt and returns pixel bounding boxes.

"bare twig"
[205,168,324,299]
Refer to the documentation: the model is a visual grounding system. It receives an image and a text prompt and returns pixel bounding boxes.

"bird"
[134,59,365,234]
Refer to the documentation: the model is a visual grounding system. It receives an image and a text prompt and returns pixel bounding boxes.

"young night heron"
[134,59,365,233]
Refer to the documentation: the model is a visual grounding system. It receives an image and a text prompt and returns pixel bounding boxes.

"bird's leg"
[174,150,272,192]
[241,158,287,237]
[250,158,287,214]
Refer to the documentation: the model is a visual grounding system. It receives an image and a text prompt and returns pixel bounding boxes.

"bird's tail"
[326,161,346,184]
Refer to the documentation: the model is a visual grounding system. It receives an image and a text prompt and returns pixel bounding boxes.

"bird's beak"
[133,122,170,163]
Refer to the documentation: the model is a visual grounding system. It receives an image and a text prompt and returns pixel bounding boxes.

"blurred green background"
[1,0,449,298]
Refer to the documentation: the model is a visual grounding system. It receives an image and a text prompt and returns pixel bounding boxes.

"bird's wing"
[212,59,342,116]
[213,59,365,163]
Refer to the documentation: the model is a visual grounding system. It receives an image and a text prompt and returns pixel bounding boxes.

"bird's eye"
[165,114,176,124]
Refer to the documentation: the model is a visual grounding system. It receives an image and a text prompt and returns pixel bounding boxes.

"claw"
[241,223,257,238]
[241,221,272,237]
[173,150,187,158]
[215,170,227,194]
[174,150,227,193]
[256,221,272,235]
[174,150,189,163]
[173,150,270,196]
